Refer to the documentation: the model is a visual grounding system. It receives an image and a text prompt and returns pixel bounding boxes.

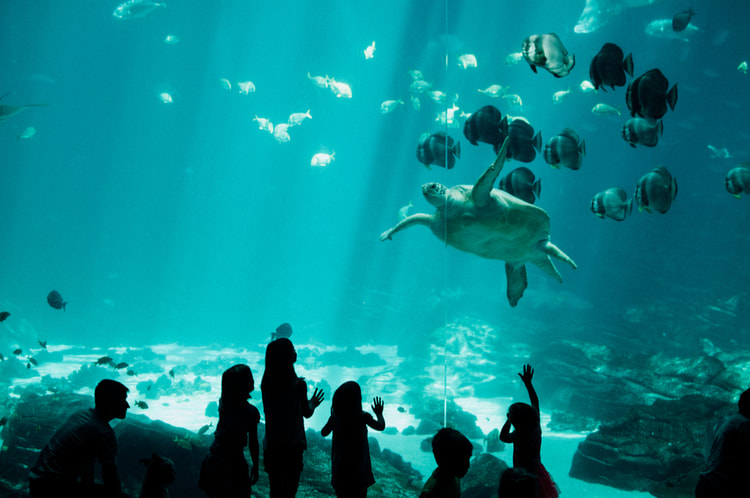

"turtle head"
[422,182,447,207]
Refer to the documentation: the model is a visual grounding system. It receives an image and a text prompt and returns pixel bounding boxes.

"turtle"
[379,137,577,307]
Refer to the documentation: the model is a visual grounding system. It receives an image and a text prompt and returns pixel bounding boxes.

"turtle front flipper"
[505,262,528,307]
[379,214,433,241]
[473,137,511,209]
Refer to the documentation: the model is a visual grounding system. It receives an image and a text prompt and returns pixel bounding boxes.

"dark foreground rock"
[569,394,735,498]
[0,390,423,497]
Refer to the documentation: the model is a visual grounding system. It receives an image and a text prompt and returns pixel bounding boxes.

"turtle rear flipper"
[505,263,527,307]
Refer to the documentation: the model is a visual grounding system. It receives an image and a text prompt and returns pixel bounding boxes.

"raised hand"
[518,364,534,385]
[310,387,325,408]
[371,396,384,415]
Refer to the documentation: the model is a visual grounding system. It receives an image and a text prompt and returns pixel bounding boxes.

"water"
[1,0,749,496]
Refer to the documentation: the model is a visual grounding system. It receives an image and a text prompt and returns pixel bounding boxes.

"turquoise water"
[2,0,749,495]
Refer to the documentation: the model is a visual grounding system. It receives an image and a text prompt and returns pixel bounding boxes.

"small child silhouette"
[419,428,473,498]
[321,381,385,497]
[500,364,559,498]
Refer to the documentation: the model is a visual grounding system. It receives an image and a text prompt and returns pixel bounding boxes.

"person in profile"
[271,322,293,341]
[695,387,750,497]
[500,364,559,498]
[198,364,260,497]
[261,338,325,497]
[497,467,538,498]
[419,427,473,498]
[28,379,131,498]
[320,381,386,497]
[138,453,175,498]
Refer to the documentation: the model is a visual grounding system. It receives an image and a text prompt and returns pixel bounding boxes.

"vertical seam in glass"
[442,0,449,430]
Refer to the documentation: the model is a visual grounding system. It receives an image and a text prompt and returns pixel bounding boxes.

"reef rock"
[462,453,509,498]
[569,394,734,497]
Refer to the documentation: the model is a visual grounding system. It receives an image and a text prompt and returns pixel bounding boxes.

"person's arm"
[519,364,539,413]
[299,380,325,418]
[499,417,514,443]
[101,463,123,494]
[321,413,333,437]
[248,421,260,485]
[366,397,386,431]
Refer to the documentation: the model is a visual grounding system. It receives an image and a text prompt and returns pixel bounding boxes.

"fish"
[497,167,541,204]
[126,369,137,376]
[158,92,173,104]
[621,118,663,147]
[591,103,621,116]
[47,290,67,311]
[575,0,668,34]
[273,123,290,143]
[398,202,413,221]
[500,117,541,163]
[219,79,232,91]
[409,79,432,94]
[544,128,585,170]
[198,423,213,436]
[38,340,47,349]
[738,62,748,74]
[114,362,129,370]
[328,79,352,98]
[0,312,9,322]
[522,33,575,78]
[253,116,273,133]
[173,436,192,450]
[237,81,255,94]
[645,19,698,42]
[634,166,678,214]
[502,93,523,109]
[0,92,48,122]
[311,152,335,167]
[0,353,4,361]
[416,132,461,170]
[725,165,750,198]
[408,70,424,81]
[272,323,293,341]
[672,9,695,31]
[397,406,406,413]
[463,105,507,146]
[135,401,149,409]
[28,357,38,366]
[591,187,633,221]
[364,41,376,59]
[626,69,677,121]
[427,90,447,104]
[13,349,22,355]
[288,110,311,126]
[17,126,36,140]
[708,145,731,159]
[589,43,633,91]
[96,356,114,366]
[579,80,597,93]
[307,73,330,88]
[168,369,175,378]
[164,35,180,45]
[457,54,477,69]
[477,85,508,97]
[505,52,524,65]
[380,100,403,114]
[552,87,571,103]
[410,95,421,110]
[113,0,166,20]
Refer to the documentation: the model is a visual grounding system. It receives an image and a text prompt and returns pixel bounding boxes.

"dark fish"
[725,165,750,198]
[126,369,137,376]
[416,131,461,169]
[0,312,9,322]
[543,128,585,170]
[0,91,49,122]
[198,423,213,435]
[28,357,38,366]
[95,356,114,366]
[463,105,508,146]
[589,43,634,91]
[498,167,541,204]
[496,117,541,163]
[135,401,149,409]
[522,33,575,78]
[13,349,22,355]
[591,187,633,221]
[397,406,406,413]
[271,322,292,341]
[635,166,678,214]
[38,340,47,349]
[114,362,129,370]
[168,368,175,378]
[626,69,677,121]
[672,9,695,32]
[621,118,663,148]
[0,353,4,361]
[46,290,67,311]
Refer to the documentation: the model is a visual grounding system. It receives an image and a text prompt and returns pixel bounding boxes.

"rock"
[569,394,734,497]
[462,453,509,498]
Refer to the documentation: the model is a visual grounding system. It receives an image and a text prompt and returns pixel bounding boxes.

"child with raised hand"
[500,364,559,498]
[199,364,260,498]
[321,381,386,498]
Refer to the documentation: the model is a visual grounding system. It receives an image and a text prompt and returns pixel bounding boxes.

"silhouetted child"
[28,379,131,498]
[320,381,386,497]
[497,467,537,498]
[261,338,325,497]
[696,386,750,497]
[500,364,559,498]
[419,427,473,498]
[139,453,175,498]
[199,364,260,498]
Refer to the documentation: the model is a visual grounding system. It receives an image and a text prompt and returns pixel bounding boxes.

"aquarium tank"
[1,0,749,496]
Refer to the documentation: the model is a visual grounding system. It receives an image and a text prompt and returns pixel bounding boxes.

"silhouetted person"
[500,364,559,498]
[419,427,473,498]
[498,467,538,498]
[261,338,324,497]
[28,379,130,498]
[139,453,175,498]
[695,387,750,497]
[320,381,386,497]
[199,364,260,497]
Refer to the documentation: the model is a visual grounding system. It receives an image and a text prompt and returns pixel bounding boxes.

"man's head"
[432,427,473,478]
[95,379,129,420]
